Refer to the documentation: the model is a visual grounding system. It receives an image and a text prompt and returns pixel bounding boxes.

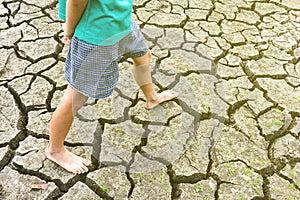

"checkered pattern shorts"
[65,20,148,99]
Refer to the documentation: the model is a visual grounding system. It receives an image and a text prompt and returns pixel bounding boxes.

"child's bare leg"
[45,86,91,174]
[133,50,177,109]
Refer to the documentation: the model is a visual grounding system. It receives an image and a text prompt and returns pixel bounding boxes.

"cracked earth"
[1,0,300,199]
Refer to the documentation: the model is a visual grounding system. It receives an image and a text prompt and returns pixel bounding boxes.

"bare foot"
[145,90,178,109]
[45,146,91,174]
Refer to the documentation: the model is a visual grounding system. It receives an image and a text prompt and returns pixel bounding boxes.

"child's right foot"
[145,90,178,109]
[45,146,91,174]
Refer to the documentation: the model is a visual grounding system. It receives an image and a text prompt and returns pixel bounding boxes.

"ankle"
[45,144,65,154]
[144,90,158,103]
[140,84,157,101]
[147,94,158,103]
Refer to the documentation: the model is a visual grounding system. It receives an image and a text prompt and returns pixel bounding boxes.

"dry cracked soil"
[0,0,300,200]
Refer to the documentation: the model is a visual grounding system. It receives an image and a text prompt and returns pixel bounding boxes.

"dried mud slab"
[0,0,300,199]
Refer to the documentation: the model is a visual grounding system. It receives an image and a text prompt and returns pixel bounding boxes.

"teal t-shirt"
[58,0,133,46]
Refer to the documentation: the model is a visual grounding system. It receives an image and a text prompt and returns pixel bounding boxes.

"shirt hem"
[75,28,132,46]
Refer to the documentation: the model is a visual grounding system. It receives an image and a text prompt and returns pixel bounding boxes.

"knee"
[72,96,88,115]
[133,49,151,66]
[145,49,151,61]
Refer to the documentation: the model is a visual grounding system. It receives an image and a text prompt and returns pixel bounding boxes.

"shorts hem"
[67,82,114,99]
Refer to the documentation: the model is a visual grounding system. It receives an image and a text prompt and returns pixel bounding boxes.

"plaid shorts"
[65,20,148,99]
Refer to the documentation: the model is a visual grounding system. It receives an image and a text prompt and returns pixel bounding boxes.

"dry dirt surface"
[0,0,300,199]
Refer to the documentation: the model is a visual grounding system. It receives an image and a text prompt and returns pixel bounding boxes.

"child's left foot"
[45,146,91,174]
[145,90,178,109]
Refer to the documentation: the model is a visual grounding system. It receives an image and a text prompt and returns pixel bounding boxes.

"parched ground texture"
[0,0,300,199]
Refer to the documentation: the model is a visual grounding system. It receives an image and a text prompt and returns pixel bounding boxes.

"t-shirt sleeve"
[58,0,66,21]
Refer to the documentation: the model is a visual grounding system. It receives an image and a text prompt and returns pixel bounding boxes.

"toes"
[82,159,92,166]
[158,90,176,102]
[78,165,89,174]
[69,166,81,174]
[163,90,178,99]
[79,161,89,173]
[64,159,89,174]
[144,90,178,110]
[71,164,88,174]
[77,162,89,174]
[82,165,89,173]
[70,159,89,174]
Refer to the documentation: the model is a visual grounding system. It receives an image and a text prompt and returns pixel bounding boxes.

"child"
[45,0,177,174]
